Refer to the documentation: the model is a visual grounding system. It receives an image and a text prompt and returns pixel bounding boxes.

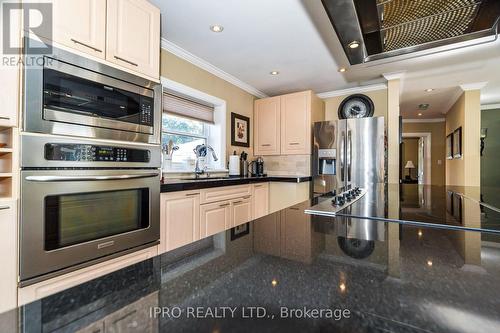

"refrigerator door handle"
[340,131,345,181]
[347,130,352,182]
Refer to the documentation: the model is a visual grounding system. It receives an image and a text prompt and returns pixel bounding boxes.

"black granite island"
[2,195,500,333]
[307,184,500,233]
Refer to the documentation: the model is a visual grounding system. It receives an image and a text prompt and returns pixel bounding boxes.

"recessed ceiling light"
[348,41,360,49]
[425,88,434,92]
[270,71,279,75]
[418,113,423,116]
[418,103,430,110]
[210,25,224,33]
[338,67,346,73]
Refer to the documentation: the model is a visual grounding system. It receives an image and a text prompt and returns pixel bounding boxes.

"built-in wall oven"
[23,38,162,144]
[19,135,161,286]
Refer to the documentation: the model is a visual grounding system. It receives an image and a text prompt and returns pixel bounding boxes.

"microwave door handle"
[25,172,159,182]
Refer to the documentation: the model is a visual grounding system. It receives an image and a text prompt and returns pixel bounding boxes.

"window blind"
[162,93,214,124]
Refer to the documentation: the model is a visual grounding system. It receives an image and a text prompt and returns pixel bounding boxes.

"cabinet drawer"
[200,185,251,204]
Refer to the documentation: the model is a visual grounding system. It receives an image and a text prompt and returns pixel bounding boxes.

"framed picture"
[452,193,463,224]
[446,134,453,160]
[453,127,462,159]
[230,223,250,241]
[231,112,250,147]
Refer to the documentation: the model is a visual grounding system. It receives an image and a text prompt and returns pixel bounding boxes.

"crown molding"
[382,71,406,81]
[317,83,387,99]
[481,103,500,110]
[441,88,464,114]
[161,38,268,98]
[402,118,445,123]
[460,82,488,91]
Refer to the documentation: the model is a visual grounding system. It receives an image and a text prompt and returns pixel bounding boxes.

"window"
[162,114,209,167]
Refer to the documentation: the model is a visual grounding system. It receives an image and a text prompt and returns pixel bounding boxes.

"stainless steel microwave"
[23,38,162,144]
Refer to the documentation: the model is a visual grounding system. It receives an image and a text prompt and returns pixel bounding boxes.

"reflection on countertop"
[3,195,500,332]
[307,184,500,233]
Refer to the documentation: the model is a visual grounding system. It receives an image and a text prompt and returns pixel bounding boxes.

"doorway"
[401,133,432,185]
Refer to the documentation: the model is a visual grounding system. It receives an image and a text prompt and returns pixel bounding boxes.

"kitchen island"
[307,184,500,233]
[2,188,500,332]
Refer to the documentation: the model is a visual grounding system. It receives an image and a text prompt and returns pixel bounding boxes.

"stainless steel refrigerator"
[312,117,385,197]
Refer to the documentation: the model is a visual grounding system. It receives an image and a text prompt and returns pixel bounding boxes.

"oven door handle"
[25,172,160,182]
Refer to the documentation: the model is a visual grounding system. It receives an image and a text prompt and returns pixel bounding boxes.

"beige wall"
[324,89,388,121]
[403,122,446,185]
[160,50,257,161]
[445,91,481,186]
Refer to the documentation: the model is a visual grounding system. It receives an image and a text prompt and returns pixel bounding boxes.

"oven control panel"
[44,143,151,162]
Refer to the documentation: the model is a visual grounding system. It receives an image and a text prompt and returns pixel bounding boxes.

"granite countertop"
[307,184,500,233]
[3,195,500,332]
[161,175,312,192]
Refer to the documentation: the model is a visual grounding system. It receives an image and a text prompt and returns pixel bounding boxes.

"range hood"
[322,0,500,64]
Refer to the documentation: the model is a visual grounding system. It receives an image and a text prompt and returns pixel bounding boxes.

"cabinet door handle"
[70,38,102,53]
[261,144,271,147]
[219,203,230,207]
[289,207,300,210]
[114,55,138,67]
[0,206,10,211]
[185,193,199,197]
[0,116,10,120]
[289,142,300,145]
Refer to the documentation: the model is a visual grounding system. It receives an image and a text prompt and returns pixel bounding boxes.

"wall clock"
[338,94,375,119]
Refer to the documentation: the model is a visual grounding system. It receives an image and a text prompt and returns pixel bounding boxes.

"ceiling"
[151,0,500,119]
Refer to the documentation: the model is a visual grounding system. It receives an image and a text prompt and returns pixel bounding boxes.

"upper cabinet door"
[51,0,106,59]
[280,91,311,155]
[254,96,281,155]
[106,0,160,79]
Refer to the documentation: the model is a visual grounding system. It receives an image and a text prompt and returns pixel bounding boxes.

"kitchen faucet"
[193,144,218,176]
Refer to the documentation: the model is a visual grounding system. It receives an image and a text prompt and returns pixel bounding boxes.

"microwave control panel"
[139,97,153,125]
[44,143,151,163]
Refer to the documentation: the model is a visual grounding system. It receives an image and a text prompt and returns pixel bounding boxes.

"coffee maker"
[249,157,265,177]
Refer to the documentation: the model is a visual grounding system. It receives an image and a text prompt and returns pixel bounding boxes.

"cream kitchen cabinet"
[49,0,106,59]
[34,0,160,80]
[200,200,231,238]
[254,90,323,156]
[231,196,252,227]
[252,183,269,219]
[160,190,200,253]
[254,96,281,155]
[0,201,17,313]
[106,0,161,79]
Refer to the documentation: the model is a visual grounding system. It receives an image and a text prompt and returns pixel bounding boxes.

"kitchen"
[1,0,500,332]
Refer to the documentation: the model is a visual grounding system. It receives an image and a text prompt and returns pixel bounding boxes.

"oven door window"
[43,68,153,127]
[44,189,149,251]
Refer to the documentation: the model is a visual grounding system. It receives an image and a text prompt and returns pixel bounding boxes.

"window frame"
[161,113,211,170]
[161,77,227,173]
